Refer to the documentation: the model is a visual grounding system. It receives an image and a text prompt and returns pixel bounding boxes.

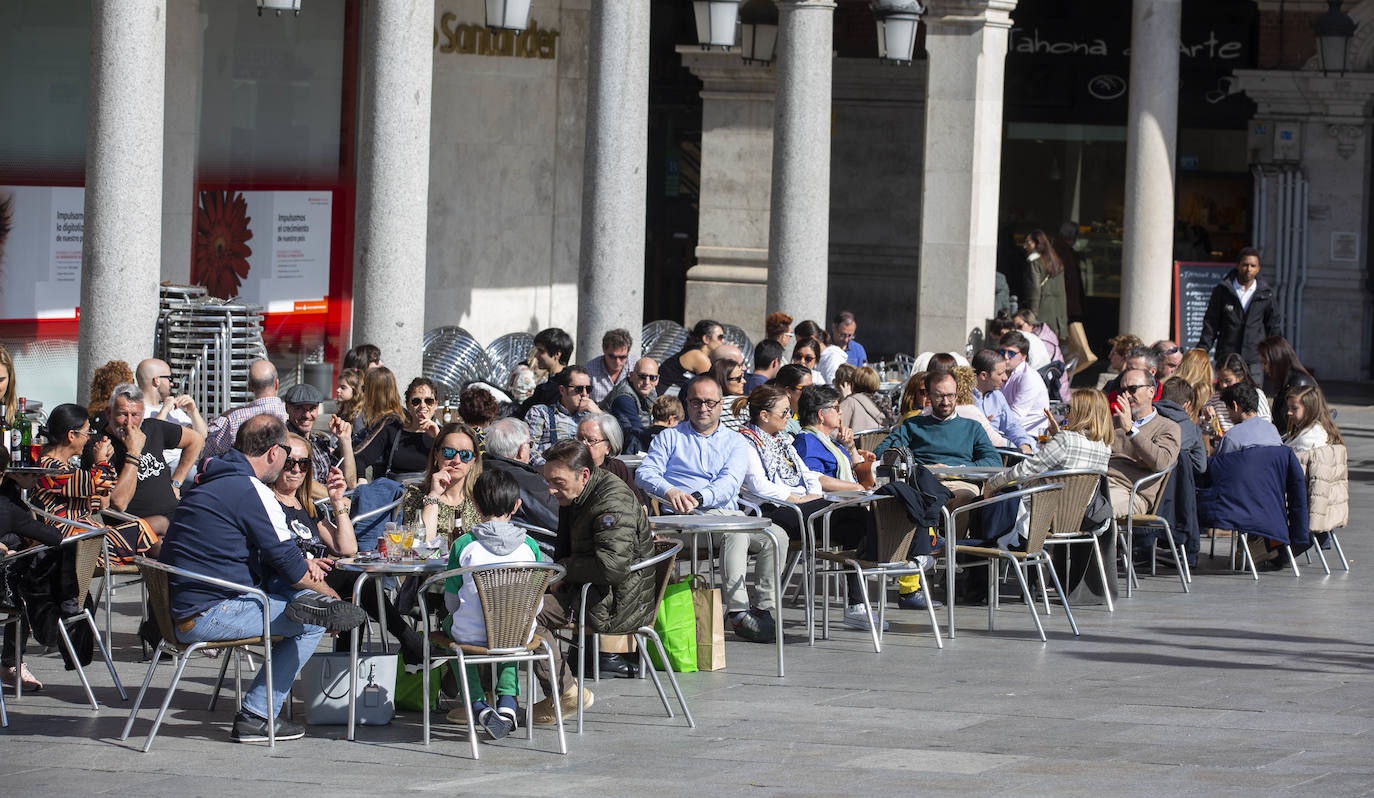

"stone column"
[78,0,167,404]
[1119,0,1182,341]
[353,0,434,384]
[160,0,202,284]
[915,0,1016,354]
[577,1,650,365]
[765,0,835,328]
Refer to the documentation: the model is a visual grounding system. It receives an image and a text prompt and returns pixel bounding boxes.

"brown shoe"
[532,684,593,726]
[445,705,470,725]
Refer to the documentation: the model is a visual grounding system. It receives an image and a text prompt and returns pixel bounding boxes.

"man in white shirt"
[136,357,207,473]
[996,331,1050,439]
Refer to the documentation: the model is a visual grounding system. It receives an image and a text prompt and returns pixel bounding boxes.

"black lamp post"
[1312,0,1358,76]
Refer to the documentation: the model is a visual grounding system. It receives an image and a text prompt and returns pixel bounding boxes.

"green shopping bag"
[393,652,444,712]
[647,575,698,673]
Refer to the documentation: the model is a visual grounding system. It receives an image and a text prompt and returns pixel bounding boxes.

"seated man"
[136,357,206,474]
[482,416,561,531]
[159,414,365,743]
[519,327,575,418]
[535,439,656,724]
[997,331,1051,439]
[636,377,788,643]
[585,328,632,405]
[1154,377,1206,565]
[970,348,1035,453]
[88,383,203,536]
[202,360,286,460]
[1106,368,1181,516]
[743,339,784,393]
[525,366,597,464]
[601,357,658,455]
[281,383,356,493]
[1214,381,1282,455]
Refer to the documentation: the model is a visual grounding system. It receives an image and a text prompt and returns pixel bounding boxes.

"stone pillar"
[915,0,1016,354]
[1119,0,1182,341]
[576,0,650,363]
[353,0,433,384]
[160,0,202,284]
[765,0,835,328]
[78,0,167,404]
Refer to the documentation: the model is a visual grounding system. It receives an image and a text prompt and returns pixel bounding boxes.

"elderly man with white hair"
[482,416,560,530]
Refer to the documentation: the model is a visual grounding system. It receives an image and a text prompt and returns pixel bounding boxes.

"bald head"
[248,360,278,397]
[630,357,659,397]
[710,343,743,366]
[136,358,173,402]
[235,413,289,482]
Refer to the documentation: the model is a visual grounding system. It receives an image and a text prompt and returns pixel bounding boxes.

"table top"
[4,466,61,477]
[333,556,448,574]
[927,465,1006,482]
[823,489,878,502]
[649,514,773,532]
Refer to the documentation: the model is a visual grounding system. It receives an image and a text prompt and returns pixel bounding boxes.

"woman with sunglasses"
[792,338,823,385]
[403,422,482,541]
[658,319,725,397]
[356,376,441,481]
[711,358,748,431]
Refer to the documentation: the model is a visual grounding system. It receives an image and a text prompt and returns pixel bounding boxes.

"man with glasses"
[602,357,659,455]
[525,366,597,464]
[160,414,366,743]
[1106,367,1181,516]
[635,377,788,643]
[1151,340,1184,379]
[831,311,868,367]
[136,357,207,474]
[282,383,356,492]
[997,331,1051,440]
[585,328,633,404]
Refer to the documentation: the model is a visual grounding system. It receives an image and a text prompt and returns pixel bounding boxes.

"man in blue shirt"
[1214,381,1282,455]
[636,377,787,643]
[971,349,1035,453]
[831,311,868,367]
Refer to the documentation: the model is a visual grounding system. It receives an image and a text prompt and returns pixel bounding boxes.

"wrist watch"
[171,479,182,488]
[690,490,705,506]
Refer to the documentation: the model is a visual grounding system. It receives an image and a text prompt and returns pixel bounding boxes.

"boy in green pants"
[442,469,543,739]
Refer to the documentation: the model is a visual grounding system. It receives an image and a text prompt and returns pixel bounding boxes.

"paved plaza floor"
[3,400,1372,796]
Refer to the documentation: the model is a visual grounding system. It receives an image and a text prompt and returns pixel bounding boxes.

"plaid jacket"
[985,430,1109,494]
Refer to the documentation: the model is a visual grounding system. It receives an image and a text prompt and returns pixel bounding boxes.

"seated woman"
[576,413,648,508]
[32,403,158,562]
[791,337,824,386]
[1283,384,1342,453]
[736,386,880,628]
[458,386,501,453]
[1283,384,1347,552]
[357,375,440,481]
[790,385,868,493]
[768,363,812,439]
[272,433,427,665]
[351,366,408,477]
[710,358,748,431]
[1206,354,1271,433]
[1,450,68,693]
[402,422,482,540]
[765,311,794,349]
[1259,336,1318,438]
[898,370,929,421]
[658,319,725,397]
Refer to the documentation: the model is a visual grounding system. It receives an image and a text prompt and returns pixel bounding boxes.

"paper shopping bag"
[648,575,698,673]
[691,575,726,672]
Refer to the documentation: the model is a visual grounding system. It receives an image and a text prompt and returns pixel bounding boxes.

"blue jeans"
[177,589,326,721]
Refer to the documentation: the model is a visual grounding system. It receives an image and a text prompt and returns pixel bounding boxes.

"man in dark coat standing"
[1196,247,1281,379]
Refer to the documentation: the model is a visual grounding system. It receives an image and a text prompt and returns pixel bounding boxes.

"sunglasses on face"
[410,396,436,406]
[1121,384,1152,393]
[439,447,476,462]
[726,374,745,383]
[999,349,1022,358]
[567,385,590,394]
[796,355,815,364]
[633,372,660,381]
[1163,346,1180,355]
[282,457,311,472]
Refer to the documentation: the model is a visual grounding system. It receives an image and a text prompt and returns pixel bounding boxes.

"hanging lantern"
[257,0,301,16]
[871,0,924,65]
[693,0,743,49]
[1312,0,1358,76]
[739,0,779,65]
[486,0,533,32]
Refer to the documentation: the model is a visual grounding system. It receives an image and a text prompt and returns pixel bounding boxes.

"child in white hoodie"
[443,468,544,739]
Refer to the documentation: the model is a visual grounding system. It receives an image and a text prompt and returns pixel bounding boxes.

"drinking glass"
[384,522,403,563]
[401,526,416,557]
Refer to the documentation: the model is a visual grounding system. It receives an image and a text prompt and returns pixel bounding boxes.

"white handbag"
[299,651,396,726]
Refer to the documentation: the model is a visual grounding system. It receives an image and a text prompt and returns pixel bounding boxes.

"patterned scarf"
[739,424,804,489]
[803,426,854,482]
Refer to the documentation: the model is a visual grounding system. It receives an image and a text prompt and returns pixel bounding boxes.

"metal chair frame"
[1018,470,1116,613]
[120,557,277,751]
[0,544,50,726]
[1115,463,1190,596]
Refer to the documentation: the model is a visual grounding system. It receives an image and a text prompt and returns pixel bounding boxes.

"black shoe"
[475,702,513,740]
[231,710,305,743]
[598,652,639,679]
[284,592,368,632]
[727,610,775,643]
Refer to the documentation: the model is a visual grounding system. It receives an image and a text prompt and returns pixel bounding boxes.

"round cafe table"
[333,555,448,741]
[649,513,786,678]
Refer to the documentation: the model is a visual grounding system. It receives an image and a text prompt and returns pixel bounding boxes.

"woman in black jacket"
[1258,336,1317,437]
[0,451,67,692]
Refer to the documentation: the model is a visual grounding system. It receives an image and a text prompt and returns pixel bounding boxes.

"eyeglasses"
[275,443,292,458]
[687,398,721,409]
[633,372,659,381]
[605,352,629,361]
[74,428,92,438]
[796,355,816,365]
[439,447,476,463]
[726,374,745,383]
[567,384,591,394]
[999,349,1022,358]
[153,374,172,382]
[1120,384,1152,393]
[1163,346,1180,355]
[930,392,957,402]
[409,396,436,407]
[282,457,310,472]
[823,404,840,414]
[577,435,606,447]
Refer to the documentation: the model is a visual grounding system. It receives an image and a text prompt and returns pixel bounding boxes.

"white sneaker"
[842,604,889,632]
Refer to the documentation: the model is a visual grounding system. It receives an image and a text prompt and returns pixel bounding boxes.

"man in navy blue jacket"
[160,414,364,743]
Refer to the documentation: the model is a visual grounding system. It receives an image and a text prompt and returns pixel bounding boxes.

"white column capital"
[678,46,778,99]
[1231,70,1374,123]
[925,0,1017,30]
[776,0,837,10]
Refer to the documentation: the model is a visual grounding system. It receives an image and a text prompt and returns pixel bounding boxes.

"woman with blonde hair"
[839,366,895,430]
[402,421,483,540]
[984,388,1113,495]
[1176,348,1214,410]
[0,344,17,426]
[898,371,928,420]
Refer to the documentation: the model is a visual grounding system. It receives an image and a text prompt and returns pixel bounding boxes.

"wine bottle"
[17,398,30,467]
[0,402,8,466]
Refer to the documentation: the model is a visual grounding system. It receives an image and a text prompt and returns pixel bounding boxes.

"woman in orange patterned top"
[32,403,159,561]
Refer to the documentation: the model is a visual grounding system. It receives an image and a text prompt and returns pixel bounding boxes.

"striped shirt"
[985,430,1109,494]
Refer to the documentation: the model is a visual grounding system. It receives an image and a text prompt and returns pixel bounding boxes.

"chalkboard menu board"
[1173,261,1232,348]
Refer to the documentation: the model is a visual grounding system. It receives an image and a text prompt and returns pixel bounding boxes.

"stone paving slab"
[3,401,1373,796]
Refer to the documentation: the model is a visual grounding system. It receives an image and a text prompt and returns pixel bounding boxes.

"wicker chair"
[1035,470,1117,613]
[949,480,1079,642]
[1115,462,1190,596]
[120,557,281,752]
[575,539,692,735]
[811,494,944,653]
[853,427,891,455]
[418,562,568,760]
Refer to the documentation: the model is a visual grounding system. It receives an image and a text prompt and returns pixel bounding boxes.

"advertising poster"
[193,189,332,311]
[0,185,86,320]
